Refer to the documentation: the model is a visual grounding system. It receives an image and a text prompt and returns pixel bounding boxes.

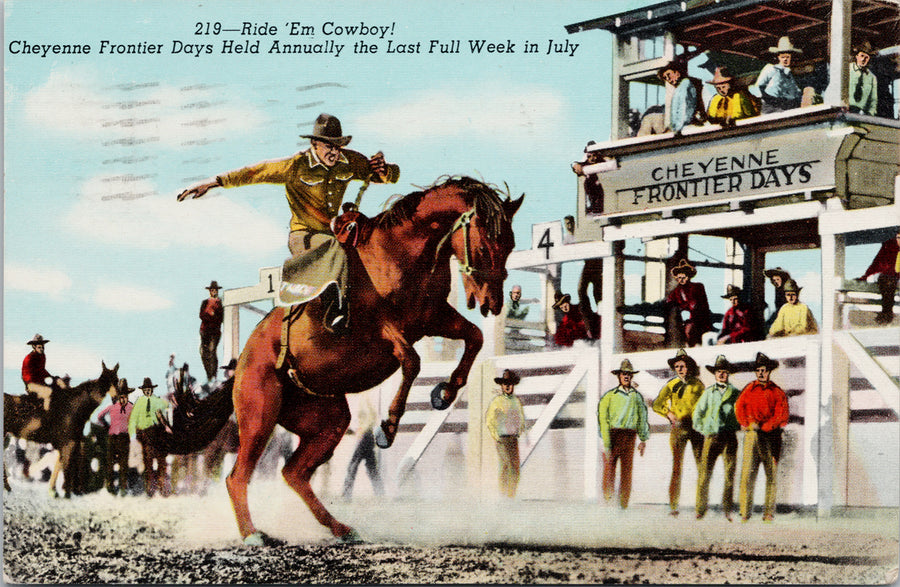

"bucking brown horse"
[4,362,119,497]
[155,176,522,545]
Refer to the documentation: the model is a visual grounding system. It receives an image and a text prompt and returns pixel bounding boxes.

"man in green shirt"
[177,113,400,332]
[598,359,649,509]
[129,377,170,497]
[652,348,705,517]
[693,355,742,521]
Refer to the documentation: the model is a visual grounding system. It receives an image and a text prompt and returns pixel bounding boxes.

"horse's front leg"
[424,303,483,410]
[375,323,420,449]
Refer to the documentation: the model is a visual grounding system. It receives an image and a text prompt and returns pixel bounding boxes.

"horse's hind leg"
[225,365,281,543]
[279,395,354,540]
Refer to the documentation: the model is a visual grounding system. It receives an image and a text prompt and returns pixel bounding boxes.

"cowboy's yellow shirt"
[218,148,399,233]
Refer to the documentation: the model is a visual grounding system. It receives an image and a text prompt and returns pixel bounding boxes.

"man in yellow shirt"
[706,67,760,126]
[486,369,527,498]
[767,279,818,337]
[652,348,705,516]
[177,113,400,332]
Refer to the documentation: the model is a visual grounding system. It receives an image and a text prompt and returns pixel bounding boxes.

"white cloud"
[92,282,174,312]
[352,84,564,142]
[24,67,266,147]
[4,263,73,298]
[64,174,283,254]
[4,339,106,381]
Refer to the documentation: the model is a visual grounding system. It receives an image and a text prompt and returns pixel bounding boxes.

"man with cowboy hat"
[657,57,706,135]
[652,348,705,516]
[21,333,67,412]
[857,228,899,324]
[735,353,789,522]
[96,380,134,496]
[598,359,649,509]
[199,280,224,382]
[177,113,400,332]
[717,284,760,345]
[665,259,713,347]
[706,66,759,127]
[552,292,591,347]
[128,377,170,497]
[849,40,878,115]
[754,36,804,114]
[767,278,818,337]
[485,369,527,498]
[692,355,742,520]
[763,267,791,329]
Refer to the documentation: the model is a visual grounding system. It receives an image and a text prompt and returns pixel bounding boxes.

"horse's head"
[99,361,120,398]
[449,181,524,316]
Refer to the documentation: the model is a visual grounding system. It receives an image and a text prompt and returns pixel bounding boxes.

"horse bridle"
[433,207,480,276]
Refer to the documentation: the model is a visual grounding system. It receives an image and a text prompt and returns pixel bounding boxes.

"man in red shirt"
[735,352,789,522]
[665,259,713,347]
[21,334,63,411]
[857,229,900,324]
[717,284,760,344]
[199,280,224,382]
[552,292,590,347]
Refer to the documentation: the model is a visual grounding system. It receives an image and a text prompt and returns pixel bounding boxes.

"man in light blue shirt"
[658,59,706,135]
[755,36,803,114]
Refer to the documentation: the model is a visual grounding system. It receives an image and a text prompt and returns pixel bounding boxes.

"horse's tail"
[154,378,235,455]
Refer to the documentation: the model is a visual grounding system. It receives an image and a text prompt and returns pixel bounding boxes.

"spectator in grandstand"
[665,259,713,347]
[485,369,527,498]
[764,267,791,329]
[849,40,878,116]
[754,36,804,114]
[736,352,789,523]
[658,58,707,135]
[717,284,760,344]
[856,228,899,324]
[706,66,760,126]
[652,348,705,517]
[693,355,741,521]
[598,359,649,509]
[767,278,818,337]
[552,292,591,347]
[571,142,606,214]
[505,285,539,321]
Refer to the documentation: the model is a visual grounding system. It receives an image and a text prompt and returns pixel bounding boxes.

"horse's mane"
[374,176,510,238]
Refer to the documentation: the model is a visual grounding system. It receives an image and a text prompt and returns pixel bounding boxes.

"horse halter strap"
[433,207,479,276]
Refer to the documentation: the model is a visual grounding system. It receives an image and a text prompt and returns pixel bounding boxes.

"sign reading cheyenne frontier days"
[598,125,847,215]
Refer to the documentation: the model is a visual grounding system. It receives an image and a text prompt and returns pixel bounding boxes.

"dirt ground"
[3,479,898,584]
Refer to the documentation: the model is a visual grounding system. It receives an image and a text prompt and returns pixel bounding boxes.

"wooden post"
[583,347,601,501]
[223,305,239,361]
[823,0,851,107]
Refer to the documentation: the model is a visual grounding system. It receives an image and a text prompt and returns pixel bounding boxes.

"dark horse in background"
[153,176,522,545]
[4,362,119,497]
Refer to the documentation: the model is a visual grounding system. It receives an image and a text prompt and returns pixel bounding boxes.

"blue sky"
[3,0,879,396]
[4,0,662,391]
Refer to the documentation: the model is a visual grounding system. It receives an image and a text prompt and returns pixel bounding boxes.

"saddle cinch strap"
[275,304,330,398]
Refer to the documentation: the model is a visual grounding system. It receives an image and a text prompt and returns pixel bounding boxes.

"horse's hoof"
[49,489,59,499]
[338,528,364,544]
[242,532,265,547]
[374,424,391,449]
[430,382,451,410]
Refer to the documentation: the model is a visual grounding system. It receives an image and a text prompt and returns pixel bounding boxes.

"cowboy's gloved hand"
[368,151,387,177]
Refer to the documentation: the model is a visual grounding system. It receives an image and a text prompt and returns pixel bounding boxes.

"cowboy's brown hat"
[611,359,639,375]
[552,292,572,309]
[782,278,802,294]
[139,377,158,390]
[722,284,743,299]
[27,334,50,346]
[852,40,878,56]
[206,280,221,290]
[754,352,779,371]
[300,113,352,147]
[670,259,697,278]
[705,354,734,374]
[667,348,698,372]
[764,267,790,282]
[494,369,521,385]
[769,36,802,54]
[707,66,734,85]
[117,380,135,397]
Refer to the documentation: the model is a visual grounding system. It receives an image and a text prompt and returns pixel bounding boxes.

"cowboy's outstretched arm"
[177,178,220,201]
